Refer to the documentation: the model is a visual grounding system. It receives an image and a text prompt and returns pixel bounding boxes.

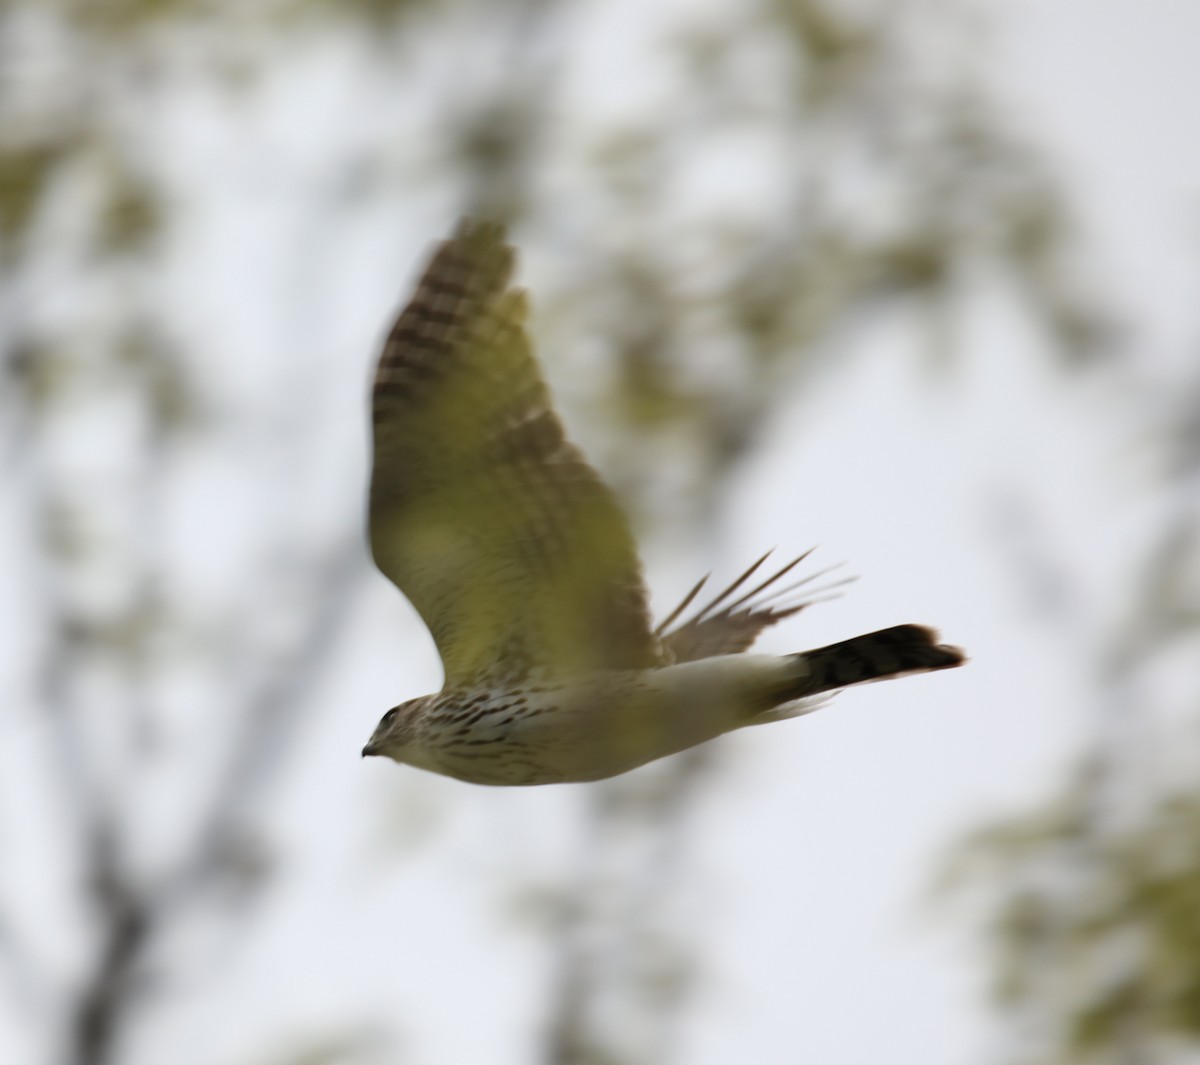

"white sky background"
[4,2,1200,1064]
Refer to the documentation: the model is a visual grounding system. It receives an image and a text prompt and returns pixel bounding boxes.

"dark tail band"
[786,624,965,700]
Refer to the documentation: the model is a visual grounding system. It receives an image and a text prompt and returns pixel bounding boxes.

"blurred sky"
[5,2,1200,1065]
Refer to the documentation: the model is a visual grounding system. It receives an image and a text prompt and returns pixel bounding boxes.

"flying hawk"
[362,220,964,785]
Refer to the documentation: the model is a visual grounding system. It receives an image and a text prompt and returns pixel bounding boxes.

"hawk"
[362,220,964,785]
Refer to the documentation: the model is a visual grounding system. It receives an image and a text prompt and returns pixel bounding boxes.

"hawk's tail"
[781,624,965,701]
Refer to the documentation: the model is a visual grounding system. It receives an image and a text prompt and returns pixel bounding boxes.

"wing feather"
[660,551,849,663]
[369,220,659,684]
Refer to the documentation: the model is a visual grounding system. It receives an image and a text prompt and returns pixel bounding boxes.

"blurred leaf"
[0,144,62,245]
[98,166,162,255]
[6,338,78,413]
[242,1027,394,1065]
[293,0,431,33]
[943,767,1200,1061]
[772,0,878,104]
[69,0,204,35]
[116,324,204,438]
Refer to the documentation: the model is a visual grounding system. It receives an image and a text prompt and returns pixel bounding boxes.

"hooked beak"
[362,741,382,758]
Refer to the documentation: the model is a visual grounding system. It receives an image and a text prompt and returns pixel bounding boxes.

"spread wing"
[658,551,847,663]
[369,220,660,685]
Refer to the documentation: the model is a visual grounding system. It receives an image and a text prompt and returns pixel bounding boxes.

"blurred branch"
[69,822,154,1065]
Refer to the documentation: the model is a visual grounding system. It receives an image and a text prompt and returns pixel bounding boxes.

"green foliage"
[0,144,62,246]
[6,338,74,414]
[68,0,199,33]
[115,323,203,438]
[241,1029,393,1065]
[98,167,162,255]
[943,761,1200,1062]
[525,3,1113,532]
[289,0,431,33]
[938,291,1200,1061]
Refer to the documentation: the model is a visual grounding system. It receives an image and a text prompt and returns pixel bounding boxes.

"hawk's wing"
[658,551,844,663]
[369,220,660,685]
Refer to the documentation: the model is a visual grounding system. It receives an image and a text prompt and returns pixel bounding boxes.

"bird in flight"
[362,219,964,785]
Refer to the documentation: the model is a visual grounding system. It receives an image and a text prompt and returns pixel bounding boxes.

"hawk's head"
[361,697,426,761]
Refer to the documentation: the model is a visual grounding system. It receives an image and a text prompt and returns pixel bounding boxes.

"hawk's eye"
[382,707,399,725]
